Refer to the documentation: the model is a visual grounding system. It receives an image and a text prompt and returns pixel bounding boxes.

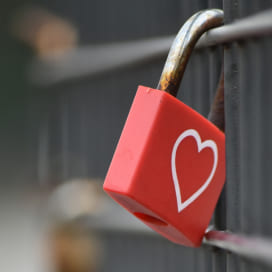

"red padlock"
[104,9,225,247]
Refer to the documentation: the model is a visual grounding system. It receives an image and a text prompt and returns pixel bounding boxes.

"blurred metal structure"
[5,0,272,272]
[29,9,272,86]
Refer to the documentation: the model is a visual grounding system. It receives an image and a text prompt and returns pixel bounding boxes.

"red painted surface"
[104,86,225,247]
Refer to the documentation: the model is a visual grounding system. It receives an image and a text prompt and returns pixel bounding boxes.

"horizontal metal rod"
[88,216,272,267]
[85,208,272,266]
[204,230,272,267]
[29,36,173,86]
[29,9,272,86]
[197,8,272,48]
[50,180,272,266]
[85,210,272,267]
[81,198,272,267]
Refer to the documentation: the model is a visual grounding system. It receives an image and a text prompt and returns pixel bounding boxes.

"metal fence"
[3,0,272,271]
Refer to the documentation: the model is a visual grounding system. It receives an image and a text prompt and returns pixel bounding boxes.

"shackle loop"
[157,9,224,97]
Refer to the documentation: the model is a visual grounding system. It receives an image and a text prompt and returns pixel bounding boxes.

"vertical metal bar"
[261,38,272,238]
[224,42,241,272]
[239,37,272,272]
[208,45,226,272]
[223,3,241,272]
[239,40,254,272]
[60,94,69,180]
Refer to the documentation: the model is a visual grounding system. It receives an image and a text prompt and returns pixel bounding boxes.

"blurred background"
[1,0,272,272]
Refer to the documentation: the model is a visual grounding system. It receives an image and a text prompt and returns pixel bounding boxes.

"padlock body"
[103,86,225,247]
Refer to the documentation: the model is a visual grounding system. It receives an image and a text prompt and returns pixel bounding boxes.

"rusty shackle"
[157,9,224,97]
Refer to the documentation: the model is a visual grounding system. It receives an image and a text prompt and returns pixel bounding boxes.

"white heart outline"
[171,129,218,212]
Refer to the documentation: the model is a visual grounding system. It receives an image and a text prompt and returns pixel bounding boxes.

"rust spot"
[157,9,224,97]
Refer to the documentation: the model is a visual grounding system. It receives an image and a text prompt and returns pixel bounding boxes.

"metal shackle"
[157,9,224,97]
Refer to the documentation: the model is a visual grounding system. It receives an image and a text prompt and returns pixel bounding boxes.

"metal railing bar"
[88,219,272,267]
[197,9,272,48]
[204,230,272,267]
[28,36,173,86]
[29,9,272,86]
[51,181,272,266]
[84,212,272,267]
[84,209,272,266]
[81,200,272,266]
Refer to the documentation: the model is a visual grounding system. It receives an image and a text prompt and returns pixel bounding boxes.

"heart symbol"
[171,129,218,212]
